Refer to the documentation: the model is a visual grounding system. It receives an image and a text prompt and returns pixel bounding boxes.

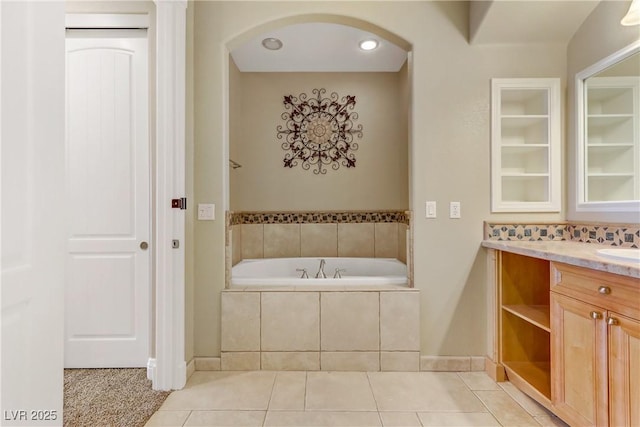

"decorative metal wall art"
[277,88,363,174]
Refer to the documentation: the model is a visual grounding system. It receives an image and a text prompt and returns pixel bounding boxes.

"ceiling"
[230,1,603,72]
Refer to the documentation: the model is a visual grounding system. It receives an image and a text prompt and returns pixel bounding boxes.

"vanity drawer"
[551,262,640,319]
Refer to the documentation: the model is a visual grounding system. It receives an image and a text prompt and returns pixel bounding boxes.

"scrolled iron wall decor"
[277,88,363,175]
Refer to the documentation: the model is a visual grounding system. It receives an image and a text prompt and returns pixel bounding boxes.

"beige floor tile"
[379,412,421,426]
[145,410,190,427]
[457,371,502,390]
[535,414,570,427]
[263,411,381,427]
[183,411,265,426]
[498,381,549,416]
[474,390,540,427]
[268,372,306,411]
[305,371,378,411]
[368,372,486,412]
[159,371,276,411]
[320,351,379,371]
[418,412,501,426]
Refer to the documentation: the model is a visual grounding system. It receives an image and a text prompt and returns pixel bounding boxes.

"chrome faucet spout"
[315,259,327,278]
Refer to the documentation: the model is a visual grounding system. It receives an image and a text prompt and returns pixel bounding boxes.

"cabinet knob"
[607,317,619,326]
[590,311,603,320]
[598,286,611,295]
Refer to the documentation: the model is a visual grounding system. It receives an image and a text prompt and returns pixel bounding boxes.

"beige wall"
[566,1,640,223]
[192,1,568,358]
[229,70,409,211]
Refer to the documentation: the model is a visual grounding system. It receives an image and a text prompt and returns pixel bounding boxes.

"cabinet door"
[551,293,608,427]
[608,313,640,427]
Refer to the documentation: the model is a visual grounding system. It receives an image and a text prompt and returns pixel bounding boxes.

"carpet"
[64,368,170,427]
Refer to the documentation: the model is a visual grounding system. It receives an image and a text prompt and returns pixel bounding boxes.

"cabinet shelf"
[503,361,551,401]
[491,78,560,212]
[502,305,550,332]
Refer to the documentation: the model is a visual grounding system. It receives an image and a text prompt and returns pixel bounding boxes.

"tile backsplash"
[485,222,639,248]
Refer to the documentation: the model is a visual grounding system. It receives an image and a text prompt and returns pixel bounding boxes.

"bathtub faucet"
[296,268,309,279]
[315,259,327,278]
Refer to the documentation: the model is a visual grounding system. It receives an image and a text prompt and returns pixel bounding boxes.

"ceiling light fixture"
[359,39,378,51]
[621,0,640,25]
[261,37,283,50]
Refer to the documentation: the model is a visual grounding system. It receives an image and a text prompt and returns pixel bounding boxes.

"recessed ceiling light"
[359,39,378,51]
[262,37,283,51]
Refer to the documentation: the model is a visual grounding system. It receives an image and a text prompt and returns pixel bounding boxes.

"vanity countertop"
[481,240,640,279]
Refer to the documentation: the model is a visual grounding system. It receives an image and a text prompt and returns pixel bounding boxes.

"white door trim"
[64,4,187,390]
[65,13,150,29]
[152,0,187,391]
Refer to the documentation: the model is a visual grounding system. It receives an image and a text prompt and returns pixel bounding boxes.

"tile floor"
[145,371,569,427]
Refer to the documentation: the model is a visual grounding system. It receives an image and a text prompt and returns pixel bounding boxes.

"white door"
[65,30,150,368]
[1,1,66,424]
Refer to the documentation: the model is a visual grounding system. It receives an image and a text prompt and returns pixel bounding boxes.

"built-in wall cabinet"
[584,76,639,202]
[491,78,561,212]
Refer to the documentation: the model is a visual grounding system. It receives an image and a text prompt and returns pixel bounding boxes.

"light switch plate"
[198,203,215,220]
[450,201,461,219]
[426,201,437,218]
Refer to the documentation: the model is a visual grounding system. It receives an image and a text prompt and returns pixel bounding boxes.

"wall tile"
[375,223,398,258]
[261,352,320,371]
[338,223,374,257]
[264,224,301,258]
[241,224,264,259]
[261,292,320,351]
[220,352,261,370]
[380,291,420,351]
[380,352,420,371]
[321,292,379,351]
[301,223,338,257]
[221,292,261,352]
[398,224,408,264]
[232,225,242,266]
[321,352,380,371]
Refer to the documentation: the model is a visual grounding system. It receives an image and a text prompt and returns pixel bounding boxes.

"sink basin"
[597,248,640,262]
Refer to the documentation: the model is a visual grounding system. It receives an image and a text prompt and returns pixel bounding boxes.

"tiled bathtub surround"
[220,288,420,372]
[485,222,639,248]
[229,211,411,266]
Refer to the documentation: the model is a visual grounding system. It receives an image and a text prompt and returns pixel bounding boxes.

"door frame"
[65,2,187,391]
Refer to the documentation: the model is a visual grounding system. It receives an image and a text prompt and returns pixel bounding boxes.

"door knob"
[140,241,149,250]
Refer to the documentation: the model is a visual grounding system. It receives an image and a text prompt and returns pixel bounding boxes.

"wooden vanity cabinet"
[550,262,640,427]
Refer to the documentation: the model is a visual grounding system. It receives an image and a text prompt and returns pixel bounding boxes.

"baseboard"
[420,356,487,372]
[194,357,221,371]
[186,359,195,379]
[147,358,157,382]
[484,356,506,382]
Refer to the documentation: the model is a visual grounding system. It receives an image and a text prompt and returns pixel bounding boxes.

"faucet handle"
[334,268,346,278]
[296,268,309,279]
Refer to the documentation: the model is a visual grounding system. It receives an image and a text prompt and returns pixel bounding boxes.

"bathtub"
[231,257,408,287]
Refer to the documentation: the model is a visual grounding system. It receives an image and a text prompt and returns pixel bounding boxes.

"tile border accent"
[229,210,410,226]
[484,221,639,248]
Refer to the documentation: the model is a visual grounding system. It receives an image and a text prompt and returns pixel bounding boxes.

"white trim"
[65,13,149,29]
[147,358,157,381]
[575,40,640,213]
[153,0,187,391]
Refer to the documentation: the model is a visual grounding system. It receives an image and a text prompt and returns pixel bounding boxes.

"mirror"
[576,41,640,212]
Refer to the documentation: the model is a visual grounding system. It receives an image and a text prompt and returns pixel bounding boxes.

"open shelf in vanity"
[499,251,551,403]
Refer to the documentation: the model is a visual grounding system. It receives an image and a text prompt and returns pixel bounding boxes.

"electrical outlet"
[426,201,437,218]
[450,201,461,219]
[197,203,215,220]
